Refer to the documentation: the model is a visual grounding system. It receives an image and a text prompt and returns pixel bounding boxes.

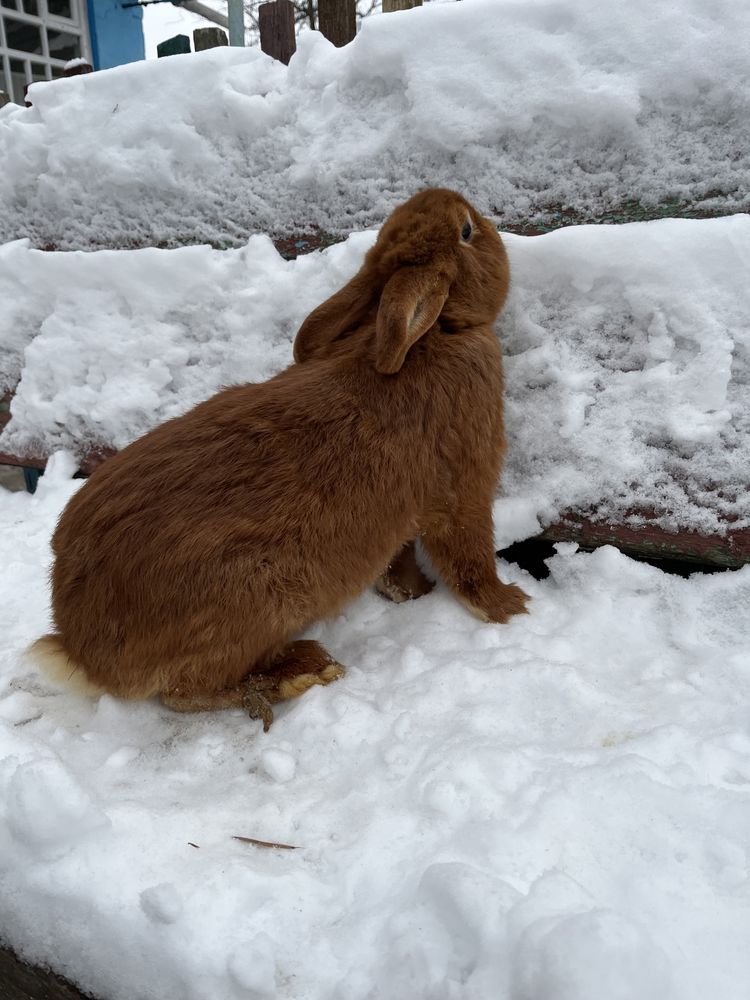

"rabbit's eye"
[461,221,473,242]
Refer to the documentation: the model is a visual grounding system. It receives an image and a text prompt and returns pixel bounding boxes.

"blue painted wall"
[86,0,145,71]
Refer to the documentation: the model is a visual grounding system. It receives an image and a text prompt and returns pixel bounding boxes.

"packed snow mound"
[1,470,750,1000]
[501,215,750,538]
[1,0,749,249]
[2,215,749,538]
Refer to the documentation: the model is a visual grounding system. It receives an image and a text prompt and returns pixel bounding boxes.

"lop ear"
[293,271,376,363]
[375,266,451,375]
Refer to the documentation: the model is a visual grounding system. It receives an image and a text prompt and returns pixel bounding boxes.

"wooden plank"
[193,27,228,51]
[0,450,46,472]
[259,0,296,65]
[383,0,423,11]
[0,447,112,476]
[2,425,746,567]
[1,392,747,566]
[0,942,92,1000]
[541,513,750,569]
[318,0,356,47]
[157,34,191,58]
[1,391,12,432]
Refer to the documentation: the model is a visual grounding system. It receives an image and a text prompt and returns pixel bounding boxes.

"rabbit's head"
[294,189,509,374]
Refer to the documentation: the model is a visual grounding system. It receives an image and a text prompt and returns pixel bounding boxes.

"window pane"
[30,60,47,82]
[47,0,72,18]
[0,64,7,98]
[9,57,26,103]
[50,64,64,78]
[23,0,39,15]
[47,27,79,61]
[4,17,43,54]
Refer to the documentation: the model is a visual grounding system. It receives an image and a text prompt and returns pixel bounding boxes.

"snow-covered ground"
[1,458,749,1000]
[1,0,749,249]
[3,214,749,539]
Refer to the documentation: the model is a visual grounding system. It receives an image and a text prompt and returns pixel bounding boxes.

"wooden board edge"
[0,942,93,1000]
[541,515,750,569]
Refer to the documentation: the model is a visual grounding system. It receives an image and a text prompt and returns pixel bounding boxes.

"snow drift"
[1,0,748,250]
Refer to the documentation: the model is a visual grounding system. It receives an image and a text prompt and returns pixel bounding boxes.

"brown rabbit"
[29,189,528,730]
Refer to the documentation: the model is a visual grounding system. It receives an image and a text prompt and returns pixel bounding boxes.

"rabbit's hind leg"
[375,539,434,604]
[161,686,250,714]
[160,641,345,730]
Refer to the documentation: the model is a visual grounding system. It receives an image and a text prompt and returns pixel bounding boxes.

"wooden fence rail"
[2,384,747,569]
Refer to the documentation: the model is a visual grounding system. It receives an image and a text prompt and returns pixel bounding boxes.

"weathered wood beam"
[1,430,746,568]
[383,0,423,11]
[318,0,356,47]
[156,34,191,58]
[259,0,297,64]
[0,942,91,1000]
[193,26,228,51]
[541,513,750,569]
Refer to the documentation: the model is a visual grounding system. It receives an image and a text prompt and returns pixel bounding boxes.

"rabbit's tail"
[26,633,107,698]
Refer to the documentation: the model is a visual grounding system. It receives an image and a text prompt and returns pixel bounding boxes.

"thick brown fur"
[29,189,528,720]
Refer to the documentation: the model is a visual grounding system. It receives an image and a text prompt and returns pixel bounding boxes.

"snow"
[1,464,749,999]
[1,0,749,250]
[3,214,749,539]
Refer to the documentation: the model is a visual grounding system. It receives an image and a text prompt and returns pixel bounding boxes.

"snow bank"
[1,466,749,999]
[0,231,372,449]
[1,0,748,250]
[501,214,750,538]
[3,215,749,539]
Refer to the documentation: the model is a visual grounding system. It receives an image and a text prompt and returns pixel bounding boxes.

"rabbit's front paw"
[461,581,530,624]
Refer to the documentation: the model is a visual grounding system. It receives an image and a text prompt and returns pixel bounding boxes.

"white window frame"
[1,0,92,104]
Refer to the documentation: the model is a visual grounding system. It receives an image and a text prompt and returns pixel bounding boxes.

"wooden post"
[193,26,229,50]
[157,34,191,57]
[63,60,93,76]
[318,0,356,47]
[259,0,296,65]
[383,0,423,10]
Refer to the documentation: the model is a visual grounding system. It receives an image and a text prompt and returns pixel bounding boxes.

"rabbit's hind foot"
[375,540,434,604]
[160,640,345,732]
[242,640,346,732]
